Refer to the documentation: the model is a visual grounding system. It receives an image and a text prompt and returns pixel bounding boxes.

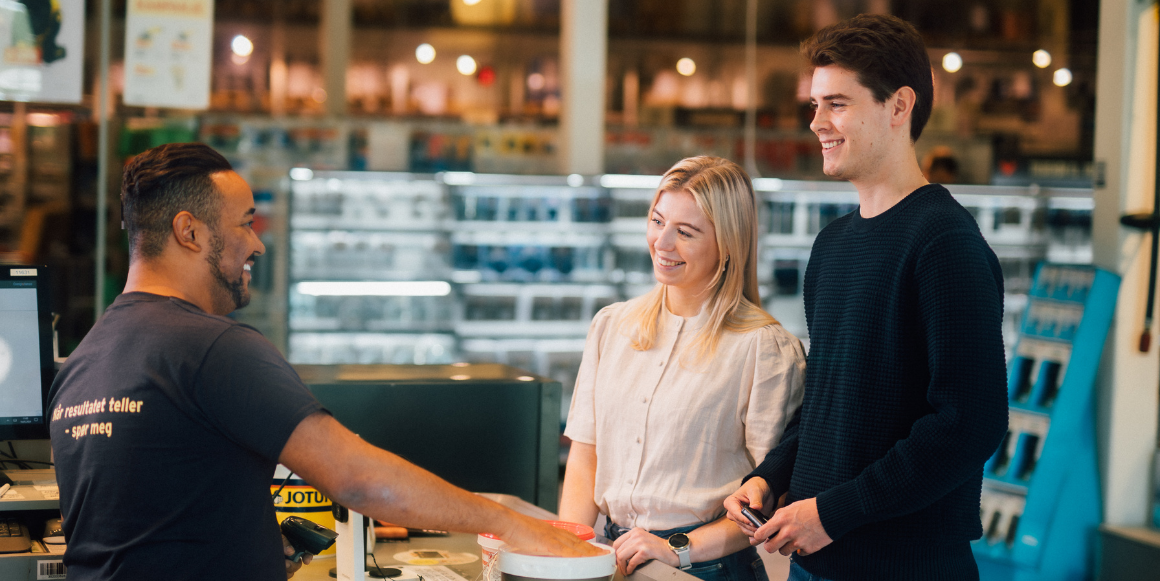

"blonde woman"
[559,157,805,581]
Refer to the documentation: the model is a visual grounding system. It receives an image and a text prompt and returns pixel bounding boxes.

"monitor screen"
[0,266,53,440]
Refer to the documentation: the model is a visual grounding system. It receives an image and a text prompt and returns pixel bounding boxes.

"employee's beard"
[206,233,250,313]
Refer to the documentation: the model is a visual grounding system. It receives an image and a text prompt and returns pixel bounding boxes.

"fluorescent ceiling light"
[441,171,476,185]
[415,43,436,64]
[752,178,783,191]
[457,55,478,76]
[1032,49,1051,68]
[297,281,452,297]
[941,52,962,73]
[231,35,254,57]
[599,174,662,189]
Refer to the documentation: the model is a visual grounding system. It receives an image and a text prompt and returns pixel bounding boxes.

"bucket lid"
[544,521,595,541]
[478,534,506,550]
[498,542,614,580]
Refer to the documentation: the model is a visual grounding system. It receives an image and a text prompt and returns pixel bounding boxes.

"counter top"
[292,494,694,581]
[0,469,59,511]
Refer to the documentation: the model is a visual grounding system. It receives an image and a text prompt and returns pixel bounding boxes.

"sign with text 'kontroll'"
[123,0,214,109]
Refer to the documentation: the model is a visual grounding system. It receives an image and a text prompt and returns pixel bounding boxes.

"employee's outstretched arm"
[279,411,601,557]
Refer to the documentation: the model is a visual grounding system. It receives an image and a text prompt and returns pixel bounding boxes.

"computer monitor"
[295,363,562,512]
[0,265,54,440]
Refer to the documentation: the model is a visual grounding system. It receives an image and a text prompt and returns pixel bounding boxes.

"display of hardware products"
[287,171,1094,432]
[974,264,1117,581]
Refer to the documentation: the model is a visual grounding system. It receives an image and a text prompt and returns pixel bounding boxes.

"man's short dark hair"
[802,14,934,142]
[121,143,233,258]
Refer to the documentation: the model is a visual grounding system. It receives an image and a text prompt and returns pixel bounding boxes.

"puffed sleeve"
[743,325,806,467]
[563,304,620,445]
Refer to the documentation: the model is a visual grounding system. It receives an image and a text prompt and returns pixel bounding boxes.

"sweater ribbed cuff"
[746,463,788,500]
[815,479,867,541]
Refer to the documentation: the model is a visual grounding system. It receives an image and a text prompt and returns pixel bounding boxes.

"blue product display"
[974,263,1119,581]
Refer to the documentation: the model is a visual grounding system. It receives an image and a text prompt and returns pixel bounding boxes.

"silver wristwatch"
[667,532,692,570]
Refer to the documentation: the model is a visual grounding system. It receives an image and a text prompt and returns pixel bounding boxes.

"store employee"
[48,143,599,581]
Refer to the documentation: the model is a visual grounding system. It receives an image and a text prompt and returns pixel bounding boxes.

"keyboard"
[0,517,31,553]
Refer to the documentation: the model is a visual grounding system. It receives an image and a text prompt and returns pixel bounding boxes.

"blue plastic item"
[974,263,1119,581]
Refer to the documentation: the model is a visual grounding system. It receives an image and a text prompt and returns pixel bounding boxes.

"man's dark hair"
[121,143,232,258]
[801,14,934,142]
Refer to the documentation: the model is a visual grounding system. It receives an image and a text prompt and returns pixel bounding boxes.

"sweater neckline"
[848,183,943,233]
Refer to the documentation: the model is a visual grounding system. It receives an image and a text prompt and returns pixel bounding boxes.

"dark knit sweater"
[750,184,1009,580]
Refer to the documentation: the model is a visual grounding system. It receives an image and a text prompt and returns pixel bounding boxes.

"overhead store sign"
[0,0,85,103]
[124,0,214,110]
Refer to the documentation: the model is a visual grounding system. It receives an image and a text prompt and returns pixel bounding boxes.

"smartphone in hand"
[740,506,767,529]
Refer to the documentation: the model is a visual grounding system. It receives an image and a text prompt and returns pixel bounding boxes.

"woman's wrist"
[656,536,682,568]
[684,519,750,563]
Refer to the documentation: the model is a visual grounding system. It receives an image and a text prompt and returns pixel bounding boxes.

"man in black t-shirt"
[724,15,1008,581]
[49,143,600,581]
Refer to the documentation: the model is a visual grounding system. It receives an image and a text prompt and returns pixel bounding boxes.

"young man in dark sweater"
[724,15,1008,580]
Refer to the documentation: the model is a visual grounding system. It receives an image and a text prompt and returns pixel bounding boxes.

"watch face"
[668,533,690,549]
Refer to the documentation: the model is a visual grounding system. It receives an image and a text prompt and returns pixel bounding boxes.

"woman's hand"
[611,527,679,576]
[724,477,772,539]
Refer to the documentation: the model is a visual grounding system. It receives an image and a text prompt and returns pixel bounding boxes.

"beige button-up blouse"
[564,294,806,531]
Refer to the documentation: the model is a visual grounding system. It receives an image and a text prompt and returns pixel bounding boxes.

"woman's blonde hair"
[621,156,777,362]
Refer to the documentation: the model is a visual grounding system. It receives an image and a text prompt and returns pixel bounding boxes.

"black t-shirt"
[48,292,326,581]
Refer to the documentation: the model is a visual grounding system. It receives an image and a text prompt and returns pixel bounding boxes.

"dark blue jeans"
[787,560,834,581]
[604,521,770,581]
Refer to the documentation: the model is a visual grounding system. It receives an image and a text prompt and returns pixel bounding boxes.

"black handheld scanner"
[281,516,339,563]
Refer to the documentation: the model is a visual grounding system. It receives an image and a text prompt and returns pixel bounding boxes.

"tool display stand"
[973,264,1119,581]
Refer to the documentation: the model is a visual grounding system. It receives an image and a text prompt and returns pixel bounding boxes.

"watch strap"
[667,534,692,570]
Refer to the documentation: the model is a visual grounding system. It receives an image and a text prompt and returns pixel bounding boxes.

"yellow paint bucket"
[273,464,337,557]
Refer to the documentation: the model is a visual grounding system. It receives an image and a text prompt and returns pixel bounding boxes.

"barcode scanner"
[281,516,339,563]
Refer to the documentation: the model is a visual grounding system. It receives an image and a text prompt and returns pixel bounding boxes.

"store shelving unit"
[0,113,71,258]
[973,263,1119,581]
[287,171,455,366]
[285,172,1095,430]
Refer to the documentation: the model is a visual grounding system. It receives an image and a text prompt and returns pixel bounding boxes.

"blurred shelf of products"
[278,169,1092,429]
[194,0,1096,181]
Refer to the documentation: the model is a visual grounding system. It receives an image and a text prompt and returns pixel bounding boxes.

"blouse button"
[636,437,642,444]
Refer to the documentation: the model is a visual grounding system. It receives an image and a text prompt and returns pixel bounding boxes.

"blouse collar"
[660,286,711,333]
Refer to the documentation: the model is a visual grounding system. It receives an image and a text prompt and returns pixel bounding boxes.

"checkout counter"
[293,493,698,581]
[291,363,701,581]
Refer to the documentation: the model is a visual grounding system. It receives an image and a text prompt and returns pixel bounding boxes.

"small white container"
[498,542,615,581]
[478,533,507,570]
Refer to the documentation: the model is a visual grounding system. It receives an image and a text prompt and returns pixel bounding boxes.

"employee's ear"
[172,211,204,253]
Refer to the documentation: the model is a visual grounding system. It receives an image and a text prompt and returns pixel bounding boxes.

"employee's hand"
[724,477,772,538]
[283,534,313,579]
[501,516,605,558]
[611,527,678,576]
[760,498,832,557]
